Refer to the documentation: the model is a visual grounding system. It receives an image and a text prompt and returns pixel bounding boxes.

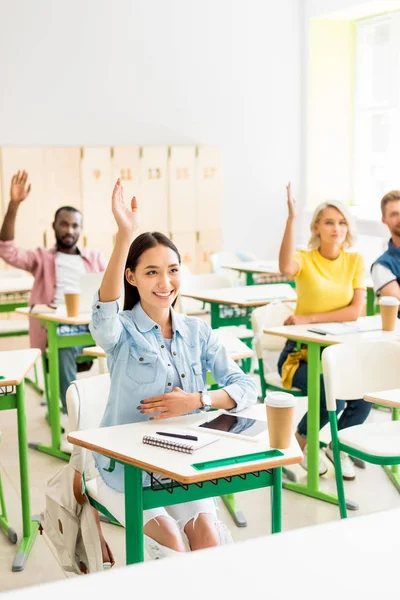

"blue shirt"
[89,296,258,492]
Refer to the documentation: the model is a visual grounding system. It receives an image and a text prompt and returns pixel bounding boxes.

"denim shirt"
[89,295,258,492]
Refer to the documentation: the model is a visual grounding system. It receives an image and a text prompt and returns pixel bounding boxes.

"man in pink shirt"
[0,170,106,414]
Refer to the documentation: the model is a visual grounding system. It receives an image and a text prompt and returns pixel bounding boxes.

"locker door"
[170,231,197,273]
[42,147,81,248]
[195,146,223,231]
[111,146,140,206]
[137,147,168,235]
[168,146,196,233]
[196,229,223,274]
[0,148,46,249]
[81,147,113,258]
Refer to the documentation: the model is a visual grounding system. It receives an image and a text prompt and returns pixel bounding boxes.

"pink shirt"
[0,240,106,352]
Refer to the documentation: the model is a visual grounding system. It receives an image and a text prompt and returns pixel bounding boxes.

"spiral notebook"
[142,430,218,454]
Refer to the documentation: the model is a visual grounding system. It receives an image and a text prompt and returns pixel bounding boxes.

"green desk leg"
[28,322,69,460]
[221,494,247,527]
[0,472,18,543]
[271,467,282,534]
[210,303,221,329]
[383,408,400,492]
[124,464,144,564]
[245,272,255,286]
[366,288,375,316]
[12,382,40,571]
[283,342,358,510]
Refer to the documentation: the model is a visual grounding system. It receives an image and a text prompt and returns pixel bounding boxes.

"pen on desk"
[307,329,327,336]
[156,431,198,441]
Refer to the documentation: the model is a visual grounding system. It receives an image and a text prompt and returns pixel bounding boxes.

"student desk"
[263,317,400,509]
[180,284,296,329]
[0,276,33,313]
[82,330,255,528]
[0,348,41,572]
[364,388,400,491]
[68,404,303,565]
[15,307,95,461]
[221,260,292,286]
[5,507,399,599]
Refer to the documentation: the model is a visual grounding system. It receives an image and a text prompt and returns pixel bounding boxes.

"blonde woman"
[277,183,370,480]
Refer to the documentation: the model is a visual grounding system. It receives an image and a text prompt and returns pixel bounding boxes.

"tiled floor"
[1,335,399,593]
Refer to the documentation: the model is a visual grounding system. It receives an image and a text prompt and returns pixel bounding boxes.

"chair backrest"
[322,340,400,411]
[66,374,110,477]
[251,302,296,358]
[209,251,257,285]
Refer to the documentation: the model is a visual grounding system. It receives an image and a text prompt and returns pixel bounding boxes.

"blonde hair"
[308,201,356,250]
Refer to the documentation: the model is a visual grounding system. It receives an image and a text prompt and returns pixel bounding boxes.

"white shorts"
[96,477,218,529]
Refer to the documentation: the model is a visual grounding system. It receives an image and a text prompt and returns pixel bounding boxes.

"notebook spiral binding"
[142,435,194,454]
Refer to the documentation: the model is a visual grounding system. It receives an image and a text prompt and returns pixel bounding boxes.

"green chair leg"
[328,411,347,519]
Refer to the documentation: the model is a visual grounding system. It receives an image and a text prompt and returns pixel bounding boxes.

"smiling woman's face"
[126,244,181,311]
[314,206,348,246]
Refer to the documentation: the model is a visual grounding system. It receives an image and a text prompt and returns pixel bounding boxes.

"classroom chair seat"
[338,420,400,458]
[322,340,400,519]
[264,370,301,392]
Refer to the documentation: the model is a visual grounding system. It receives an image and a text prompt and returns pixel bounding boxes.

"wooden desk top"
[181,283,296,307]
[221,260,281,275]
[7,507,400,599]
[16,306,92,326]
[68,404,303,484]
[263,316,400,346]
[0,348,41,386]
[364,389,400,408]
[0,276,34,295]
[82,329,253,362]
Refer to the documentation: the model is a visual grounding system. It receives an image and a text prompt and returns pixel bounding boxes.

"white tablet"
[194,413,267,442]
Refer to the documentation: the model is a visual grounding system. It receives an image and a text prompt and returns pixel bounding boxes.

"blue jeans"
[277,340,372,438]
[57,325,90,414]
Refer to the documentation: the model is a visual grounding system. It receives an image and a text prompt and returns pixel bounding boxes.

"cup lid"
[379,296,400,306]
[264,391,296,408]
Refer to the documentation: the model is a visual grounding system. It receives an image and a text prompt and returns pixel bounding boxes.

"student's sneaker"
[144,535,181,560]
[325,445,356,480]
[300,445,328,476]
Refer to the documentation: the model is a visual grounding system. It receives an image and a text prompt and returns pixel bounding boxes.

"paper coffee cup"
[265,391,296,449]
[379,296,399,332]
[64,289,80,318]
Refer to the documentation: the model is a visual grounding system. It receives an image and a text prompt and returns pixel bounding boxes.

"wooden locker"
[42,147,81,248]
[0,148,46,249]
[111,146,140,204]
[195,146,223,231]
[81,147,113,255]
[168,146,196,233]
[137,147,168,234]
[196,229,223,274]
[170,231,197,273]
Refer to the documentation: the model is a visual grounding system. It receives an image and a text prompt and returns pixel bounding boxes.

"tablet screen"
[198,413,267,438]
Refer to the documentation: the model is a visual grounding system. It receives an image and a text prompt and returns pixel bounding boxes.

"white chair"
[322,340,400,518]
[66,374,112,515]
[251,302,301,398]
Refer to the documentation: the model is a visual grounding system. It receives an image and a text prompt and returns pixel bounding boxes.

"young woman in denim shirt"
[90,179,257,558]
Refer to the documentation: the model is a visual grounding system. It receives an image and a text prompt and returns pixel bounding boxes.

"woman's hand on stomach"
[138,387,201,420]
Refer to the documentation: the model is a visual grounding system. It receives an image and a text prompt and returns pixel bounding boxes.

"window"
[353,13,400,219]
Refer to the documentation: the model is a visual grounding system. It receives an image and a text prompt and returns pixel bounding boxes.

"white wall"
[0,0,303,259]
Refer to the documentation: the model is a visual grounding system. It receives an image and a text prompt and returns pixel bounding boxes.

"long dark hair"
[123,232,181,311]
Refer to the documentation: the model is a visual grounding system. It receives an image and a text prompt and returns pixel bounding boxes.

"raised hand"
[111,179,138,236]
[286,182,297,220]
[10,171,31,204]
